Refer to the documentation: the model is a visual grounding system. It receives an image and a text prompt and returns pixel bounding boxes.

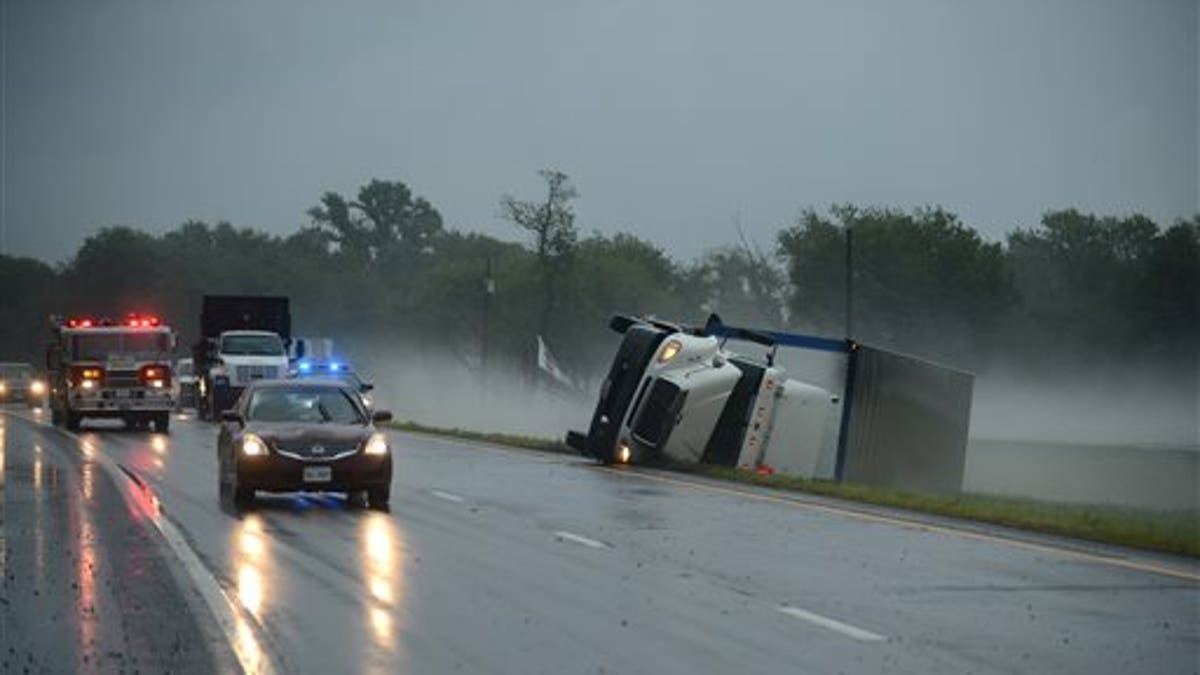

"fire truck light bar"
[62,314,162,328]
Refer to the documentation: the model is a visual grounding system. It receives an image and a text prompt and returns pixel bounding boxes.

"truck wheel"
[65,411,81,432]
[154,413,170,434]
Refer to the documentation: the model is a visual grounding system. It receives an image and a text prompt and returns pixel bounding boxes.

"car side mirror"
[371,410,393,424]
[361,383,375,392]
[220,410,243,425]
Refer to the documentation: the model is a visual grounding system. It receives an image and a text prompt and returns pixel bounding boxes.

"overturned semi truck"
[566,314,974,494]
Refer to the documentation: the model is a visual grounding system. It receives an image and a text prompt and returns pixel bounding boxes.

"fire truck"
[45,314,177,433]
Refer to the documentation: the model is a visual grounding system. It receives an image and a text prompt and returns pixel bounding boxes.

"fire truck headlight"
[0,381,6,394]
[81,380,96,390]
[241,434,267,457]
[657,340,682,363]
[30,380,46,395]
[150,379,164,389]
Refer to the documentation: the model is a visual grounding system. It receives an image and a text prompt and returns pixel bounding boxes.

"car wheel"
[233,484,255,507]
[226,468,254,507]
[367,487,390,511]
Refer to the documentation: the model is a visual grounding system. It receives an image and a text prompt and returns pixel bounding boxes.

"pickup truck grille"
[235,365,279,382]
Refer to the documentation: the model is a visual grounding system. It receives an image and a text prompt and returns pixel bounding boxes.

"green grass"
[390,420,1200,559]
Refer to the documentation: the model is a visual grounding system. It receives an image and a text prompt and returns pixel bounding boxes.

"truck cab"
[46,315,176,432]
[200,330,289,418]
[194,295,292,421]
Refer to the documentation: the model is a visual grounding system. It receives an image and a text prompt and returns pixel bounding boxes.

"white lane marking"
[431,490,465,503]
[4,410,277,674]
[607,467,1200,584]
[777,605,886,642]
[553,530,609,550]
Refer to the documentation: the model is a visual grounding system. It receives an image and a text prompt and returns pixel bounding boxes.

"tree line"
[1,172,1196,379]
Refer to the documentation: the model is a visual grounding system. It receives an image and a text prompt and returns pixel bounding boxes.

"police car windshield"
[221,334,284,356]
[246,387,364,424]
[72,333,170,360]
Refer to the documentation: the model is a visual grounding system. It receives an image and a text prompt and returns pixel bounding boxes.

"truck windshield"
[221,334,284,356]
[71,333,171,360]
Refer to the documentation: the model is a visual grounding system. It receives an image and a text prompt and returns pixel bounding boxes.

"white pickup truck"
[199,330,289,419]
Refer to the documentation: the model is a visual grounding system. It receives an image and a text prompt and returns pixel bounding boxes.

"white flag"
[536,335,574,388]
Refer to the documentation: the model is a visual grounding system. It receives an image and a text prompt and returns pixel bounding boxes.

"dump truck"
[194,295,291,420]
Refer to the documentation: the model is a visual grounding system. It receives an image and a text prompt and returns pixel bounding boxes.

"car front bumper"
[237,452,392,493]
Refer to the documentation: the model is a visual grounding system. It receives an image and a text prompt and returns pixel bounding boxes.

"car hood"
[244,422,374,448]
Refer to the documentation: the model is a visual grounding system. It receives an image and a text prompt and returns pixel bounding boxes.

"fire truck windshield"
[70,332,171,360]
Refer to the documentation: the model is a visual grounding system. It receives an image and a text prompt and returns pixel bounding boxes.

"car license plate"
[303,466,332,483]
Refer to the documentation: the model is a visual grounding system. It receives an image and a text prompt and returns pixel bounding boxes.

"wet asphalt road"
[1,406,1197,674]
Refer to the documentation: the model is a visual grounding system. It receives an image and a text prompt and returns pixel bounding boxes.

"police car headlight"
[241,434,267,457]
[363,433,389,456]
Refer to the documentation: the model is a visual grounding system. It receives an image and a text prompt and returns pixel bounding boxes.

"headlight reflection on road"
[152,435,167,455]
[361,514,404,649]
[234,515,269,620]
[81,462,95,502]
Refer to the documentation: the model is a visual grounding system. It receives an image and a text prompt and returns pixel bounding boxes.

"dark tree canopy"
[0,175,1193,379]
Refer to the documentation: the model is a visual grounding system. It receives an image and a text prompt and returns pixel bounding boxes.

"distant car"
[173,357,199,409]
[0,362,47,408]
[217,379,394,509]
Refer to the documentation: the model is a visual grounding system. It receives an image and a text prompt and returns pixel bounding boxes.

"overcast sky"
[2,0,1197,263]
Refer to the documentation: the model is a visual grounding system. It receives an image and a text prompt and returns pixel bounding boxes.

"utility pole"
[481,256,494,379]
[844,224,853,339]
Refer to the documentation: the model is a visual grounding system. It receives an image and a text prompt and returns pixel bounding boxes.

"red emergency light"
[125,314,161,327]
[66,317,95,328]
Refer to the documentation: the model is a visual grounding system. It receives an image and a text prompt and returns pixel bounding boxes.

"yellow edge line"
[604,467,1200,584]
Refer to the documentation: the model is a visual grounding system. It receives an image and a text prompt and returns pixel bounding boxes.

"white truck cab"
[201,330,289,417]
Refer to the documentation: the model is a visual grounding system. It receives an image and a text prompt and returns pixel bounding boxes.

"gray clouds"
[2,0,1197,262]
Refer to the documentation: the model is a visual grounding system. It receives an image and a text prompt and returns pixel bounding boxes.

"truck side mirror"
[371,410,393,424]
[46,347,61,371]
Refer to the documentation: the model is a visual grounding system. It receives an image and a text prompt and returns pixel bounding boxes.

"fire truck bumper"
[71,390,175,413]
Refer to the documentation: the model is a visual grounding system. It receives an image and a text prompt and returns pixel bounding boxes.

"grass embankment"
[390,420,1200,559]
[390,420,571,454]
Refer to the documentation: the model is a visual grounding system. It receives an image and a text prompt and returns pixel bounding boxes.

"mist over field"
[971,360,1198,447]
[347,336,596,439]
